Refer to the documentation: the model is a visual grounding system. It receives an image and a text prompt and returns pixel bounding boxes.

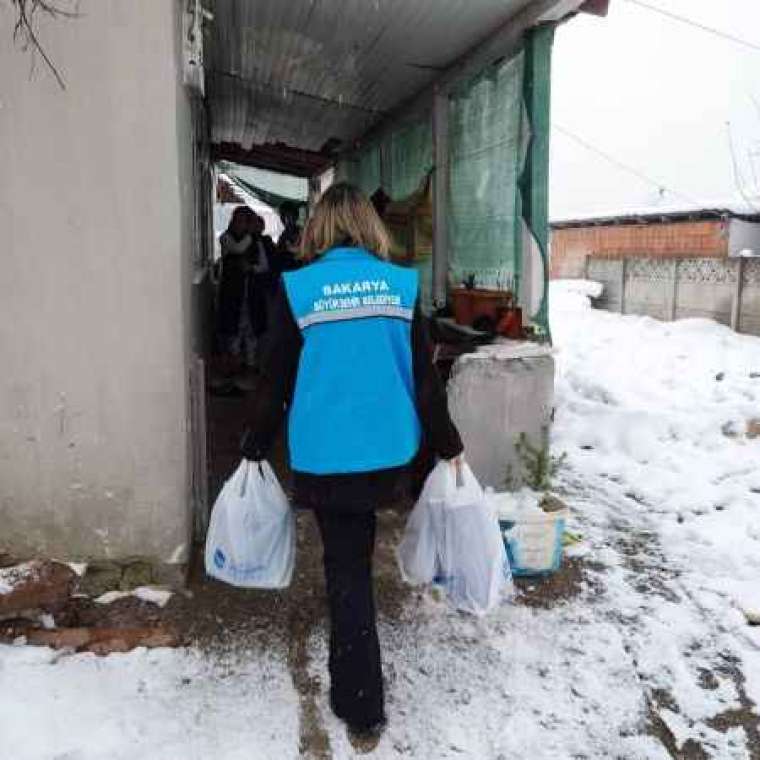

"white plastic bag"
[205,459,295,588]
[396,466,443,585]
[398,460,512,615]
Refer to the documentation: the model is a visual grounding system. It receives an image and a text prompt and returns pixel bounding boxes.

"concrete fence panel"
[586,258,624,311]
[624,258,674,321]
[585,254,760,337]
[674,258,735,326]
[740,259,760,336]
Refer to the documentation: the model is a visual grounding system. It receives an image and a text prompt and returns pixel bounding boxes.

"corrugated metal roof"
[204,0,542,155]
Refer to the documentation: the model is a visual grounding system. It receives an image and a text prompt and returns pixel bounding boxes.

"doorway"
[190,160,315,538]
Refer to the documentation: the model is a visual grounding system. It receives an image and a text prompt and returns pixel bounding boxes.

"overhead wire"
[556,2,760,214]
[621,0,760,54]
[552,123,706,208]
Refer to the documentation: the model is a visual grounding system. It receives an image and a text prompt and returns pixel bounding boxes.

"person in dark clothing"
[247,213,277,339]
[240,183,463,752]
[275,200,303,272]
[370,187,391,218]
[217,206,257,372]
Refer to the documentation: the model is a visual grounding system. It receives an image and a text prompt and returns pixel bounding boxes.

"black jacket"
[217,234,250,337]
[241,281,463,508]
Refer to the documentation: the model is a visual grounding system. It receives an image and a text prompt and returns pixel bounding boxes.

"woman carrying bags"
[240,183,463,751]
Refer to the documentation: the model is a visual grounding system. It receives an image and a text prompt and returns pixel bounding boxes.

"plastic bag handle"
[237,461,251,499]
[237,460,271,500]
[435,456,466,491]
[455,460,465,489]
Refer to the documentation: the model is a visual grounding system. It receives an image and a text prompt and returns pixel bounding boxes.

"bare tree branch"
[726,120,760,214]
[10,0,80,91]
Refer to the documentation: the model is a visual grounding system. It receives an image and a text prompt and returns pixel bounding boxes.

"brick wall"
[550,219,729,279]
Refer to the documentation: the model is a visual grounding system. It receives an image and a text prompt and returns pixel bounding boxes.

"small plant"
[510,428,567,492]
[463,273,477,290]
[494,273,516,293]
[504,461,517,491]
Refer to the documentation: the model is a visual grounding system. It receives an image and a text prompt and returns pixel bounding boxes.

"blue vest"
[282,247,422,475]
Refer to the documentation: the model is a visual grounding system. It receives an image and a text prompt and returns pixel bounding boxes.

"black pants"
[313,508,385,729]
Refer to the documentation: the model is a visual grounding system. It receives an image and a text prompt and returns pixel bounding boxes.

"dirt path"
[155,505,414,759]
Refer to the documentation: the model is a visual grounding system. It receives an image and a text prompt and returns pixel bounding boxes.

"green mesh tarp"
[357,144,382,196]
[332,26,554,336]
[388,120,434,310]
[337,118,432,202]
[336,144,382,196]
[387,120,433,200]
[336,120,434,310]
[447,52,526,293]
[219,161,308,209]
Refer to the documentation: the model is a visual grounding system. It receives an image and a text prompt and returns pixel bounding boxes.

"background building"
[550,205,760,279]
[549,204,760,336]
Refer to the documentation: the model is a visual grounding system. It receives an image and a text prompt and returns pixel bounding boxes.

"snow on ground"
[550,280,760,756]
[0,643,300,760]
[552,280,760,620]
[311,595,672,760]
[1,279,758,759]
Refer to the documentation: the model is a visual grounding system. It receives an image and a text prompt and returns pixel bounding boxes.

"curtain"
[447,52,527,294]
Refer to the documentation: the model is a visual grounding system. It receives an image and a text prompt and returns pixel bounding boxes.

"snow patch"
[0,644,300,760]
[0,561,40,595]
[94,586,174,608]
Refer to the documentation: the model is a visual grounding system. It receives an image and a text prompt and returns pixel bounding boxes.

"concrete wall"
[729,218,760,257]
[550,219,729,279]
[585,258,624,312]
[624,258,676,322]
[448,345,555,490]
[675,259,734,325]
[0,0,196,573]
[587,256,760,337]
[738,259,760,335]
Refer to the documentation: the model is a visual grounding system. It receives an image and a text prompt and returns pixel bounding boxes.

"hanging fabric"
[447,52,527,295]
[218,161,308,210]
[387,119,433,201]
[519,25,556,342]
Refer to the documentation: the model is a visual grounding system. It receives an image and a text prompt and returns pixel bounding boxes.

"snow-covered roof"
[551,197,760,228]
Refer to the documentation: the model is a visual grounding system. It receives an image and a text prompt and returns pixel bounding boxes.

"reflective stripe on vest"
[297,304,414,329]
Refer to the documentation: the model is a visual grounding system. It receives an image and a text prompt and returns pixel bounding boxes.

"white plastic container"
[485,490,567,577]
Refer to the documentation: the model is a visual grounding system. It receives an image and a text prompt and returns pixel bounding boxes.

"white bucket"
[498,508,568,577]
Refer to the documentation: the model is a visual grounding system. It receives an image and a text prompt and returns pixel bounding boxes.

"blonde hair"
[300,182,392,261]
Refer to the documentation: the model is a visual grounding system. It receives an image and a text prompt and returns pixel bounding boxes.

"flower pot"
[496,307,523,339]
[451,288,514,332]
